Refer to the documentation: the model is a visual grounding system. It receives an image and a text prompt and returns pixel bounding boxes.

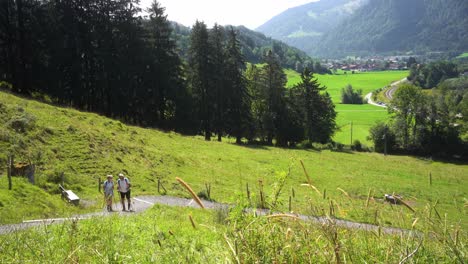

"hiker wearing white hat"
[117,173,132,211]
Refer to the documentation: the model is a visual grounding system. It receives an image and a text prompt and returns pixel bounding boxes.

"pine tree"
[292,68,336,143]
[224,27,251,144]
[188,20,214,140]
[145,0,187,128]
[209,24,226,141]
[261,50,288,146]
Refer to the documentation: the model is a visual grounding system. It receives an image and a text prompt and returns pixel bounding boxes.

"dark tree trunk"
[204,131,211,141]
[15,0,27,93]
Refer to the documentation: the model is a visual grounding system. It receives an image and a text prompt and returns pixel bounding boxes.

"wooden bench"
[59,184,80,205]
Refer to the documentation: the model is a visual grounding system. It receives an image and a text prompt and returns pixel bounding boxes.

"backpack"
[117,178,130,188]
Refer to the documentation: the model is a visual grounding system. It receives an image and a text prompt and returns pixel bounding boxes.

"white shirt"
[117,177,130,193]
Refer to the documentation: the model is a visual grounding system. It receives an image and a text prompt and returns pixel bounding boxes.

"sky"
[139,0,318,29]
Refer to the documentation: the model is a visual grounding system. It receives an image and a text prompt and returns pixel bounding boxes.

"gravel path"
[0,195,410,236]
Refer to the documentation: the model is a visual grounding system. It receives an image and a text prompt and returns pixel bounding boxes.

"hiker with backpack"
[103,175,115,212]
[117,173,132,211]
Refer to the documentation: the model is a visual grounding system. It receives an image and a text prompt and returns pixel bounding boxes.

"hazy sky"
[139,0,318,29]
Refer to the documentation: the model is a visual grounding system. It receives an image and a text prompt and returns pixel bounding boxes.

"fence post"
[7,155,12,190]
[158,178,160,193]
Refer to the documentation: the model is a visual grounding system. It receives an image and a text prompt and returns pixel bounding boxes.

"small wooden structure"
[59,184,80,205]
[10,160,35,184]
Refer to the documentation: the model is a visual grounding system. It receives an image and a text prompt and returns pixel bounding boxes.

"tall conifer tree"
[188,20,214,140]
[224,27,251,144]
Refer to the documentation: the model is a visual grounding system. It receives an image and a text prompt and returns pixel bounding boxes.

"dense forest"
[258,0,468,58]
[0,0,336,146]
[171,22,330,74]
[317,0,468,57]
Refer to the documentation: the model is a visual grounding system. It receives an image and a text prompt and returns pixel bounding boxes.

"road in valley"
[365,77,408,107]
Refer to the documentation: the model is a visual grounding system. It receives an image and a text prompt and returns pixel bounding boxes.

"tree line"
[369,75,467,156]
[0,0,337,146]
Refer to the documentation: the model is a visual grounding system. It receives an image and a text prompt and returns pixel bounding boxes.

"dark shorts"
[119,190,131,199]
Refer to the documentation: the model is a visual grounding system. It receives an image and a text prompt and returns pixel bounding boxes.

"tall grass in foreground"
[224,199,466,263]
[1,188,465,263]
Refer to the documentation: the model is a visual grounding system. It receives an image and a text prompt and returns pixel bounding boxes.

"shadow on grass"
[229,141,358,154]
[417,156,468,166]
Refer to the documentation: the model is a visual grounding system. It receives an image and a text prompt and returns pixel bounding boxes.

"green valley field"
[286,70,408,145]
[0,90,466,262]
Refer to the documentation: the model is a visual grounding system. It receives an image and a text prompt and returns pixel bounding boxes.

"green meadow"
[334,104,388,145]
[0,90,466,262]
[0,90,466,227]
[286,69,407,145]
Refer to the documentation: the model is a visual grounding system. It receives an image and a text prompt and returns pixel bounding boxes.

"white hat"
[118,173,124,177]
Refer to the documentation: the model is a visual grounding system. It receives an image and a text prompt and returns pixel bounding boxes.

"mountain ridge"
[257,0,468,58]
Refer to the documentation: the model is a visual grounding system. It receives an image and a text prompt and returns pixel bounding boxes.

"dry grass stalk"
[176,177,205,209]
[366,188,372,208]
[224,234,240,264]
[336,188,350,198]
[266,214,299,220]
[301,183,322,196]
[394,196,415,212]
[189,214,196,229]
[300,160,312,185]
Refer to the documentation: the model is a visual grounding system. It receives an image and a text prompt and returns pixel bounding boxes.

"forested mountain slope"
[171,22,316,70]
[256,0,368,55]
[317,0,468,57]
[257,0,468,58]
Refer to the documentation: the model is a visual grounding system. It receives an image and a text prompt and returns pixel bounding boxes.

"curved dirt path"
[0,195,410,236]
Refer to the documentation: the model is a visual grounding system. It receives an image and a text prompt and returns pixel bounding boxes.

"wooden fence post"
[259,180,265,209]
[158,178,160,193]
[7,155,12,190]
[205,183,211,200]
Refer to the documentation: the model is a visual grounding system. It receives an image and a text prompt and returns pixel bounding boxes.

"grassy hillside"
[0,90,466,229]
[286,70,407,144]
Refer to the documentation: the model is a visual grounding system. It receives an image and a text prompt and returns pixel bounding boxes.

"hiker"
[103,175,115,212]
[117,173,132,211]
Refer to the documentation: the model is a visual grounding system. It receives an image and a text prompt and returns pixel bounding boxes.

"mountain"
[256,0,368,55]
[317,0,468,57]
[257,0,468,58]
[170,22,321,71]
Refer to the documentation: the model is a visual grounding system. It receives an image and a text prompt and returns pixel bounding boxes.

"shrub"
[341,84,364,104]
[297,140,313,149]
[368,122,396,153]
[7,113,36,133]
[352,140,362,151]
